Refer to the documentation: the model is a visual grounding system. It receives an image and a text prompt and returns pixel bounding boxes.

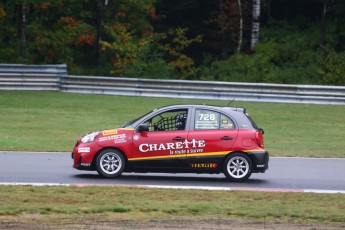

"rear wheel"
[96,149,125,178]
[223,153,252,182]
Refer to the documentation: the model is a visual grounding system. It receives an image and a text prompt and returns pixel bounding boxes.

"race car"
[72,104,269,182]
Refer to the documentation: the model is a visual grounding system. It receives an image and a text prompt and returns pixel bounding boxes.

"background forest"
[0,0,344,85]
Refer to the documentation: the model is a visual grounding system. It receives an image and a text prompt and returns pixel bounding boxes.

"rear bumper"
[249,151,269,173]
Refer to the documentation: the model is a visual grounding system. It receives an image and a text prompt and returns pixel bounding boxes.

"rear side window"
[220,114,234,129]
[194,109,234,130]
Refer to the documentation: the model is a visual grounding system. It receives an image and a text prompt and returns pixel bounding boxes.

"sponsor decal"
[115,139,126,144]
[139,139,205,154]
[99,134,126,142]
[220,119,233,129]
[78,147,90,153]
[133,135,139,141]
[102,129,118,136]
[257,164,265,168]
[190,163,217,168]
[81,163,91,166]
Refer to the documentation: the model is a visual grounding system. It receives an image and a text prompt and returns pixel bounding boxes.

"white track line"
[1,182,345,194]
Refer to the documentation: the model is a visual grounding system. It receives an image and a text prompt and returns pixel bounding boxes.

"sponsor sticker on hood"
[102,129,118,136]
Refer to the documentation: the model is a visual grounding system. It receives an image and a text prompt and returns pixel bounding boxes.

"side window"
[143,109,188,132]
[194,109,234,130]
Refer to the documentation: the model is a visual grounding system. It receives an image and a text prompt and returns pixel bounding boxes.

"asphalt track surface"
[0,151,345,193]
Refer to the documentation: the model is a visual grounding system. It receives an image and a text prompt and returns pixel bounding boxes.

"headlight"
[80,131,100,143]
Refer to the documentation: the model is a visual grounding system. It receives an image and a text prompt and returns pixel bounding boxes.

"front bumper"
[72,151,94,170]
[72,140,100,171]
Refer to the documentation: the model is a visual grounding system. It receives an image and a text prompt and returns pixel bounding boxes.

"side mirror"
[137,124,149,133]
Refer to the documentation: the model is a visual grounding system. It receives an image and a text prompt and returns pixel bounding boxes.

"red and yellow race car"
[72,104,269,182]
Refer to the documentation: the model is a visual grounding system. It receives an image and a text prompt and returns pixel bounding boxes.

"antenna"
[227,98,235,106]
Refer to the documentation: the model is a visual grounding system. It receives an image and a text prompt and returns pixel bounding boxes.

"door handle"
[220,136,233,140]
[173,137,185,141]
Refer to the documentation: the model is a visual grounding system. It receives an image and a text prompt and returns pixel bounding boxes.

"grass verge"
[0,185,344,226]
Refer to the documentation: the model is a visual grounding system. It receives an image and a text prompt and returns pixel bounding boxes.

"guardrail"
[61,75,345,105]
[0,64,67,91]
[1,64,345,105]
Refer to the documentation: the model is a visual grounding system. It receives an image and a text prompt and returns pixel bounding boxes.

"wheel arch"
[223,150,253,165]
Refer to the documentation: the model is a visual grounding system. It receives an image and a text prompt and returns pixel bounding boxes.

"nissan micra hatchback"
[72,104,269,182]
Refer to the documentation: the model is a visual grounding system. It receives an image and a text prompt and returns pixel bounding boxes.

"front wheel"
[223,153,252,182]
[95,149,125,178]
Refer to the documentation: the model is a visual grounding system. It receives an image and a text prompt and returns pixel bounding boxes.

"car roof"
[154,104,245,113]
[124,104,254,129]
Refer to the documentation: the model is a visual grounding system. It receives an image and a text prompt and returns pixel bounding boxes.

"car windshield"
[120,110,154,128]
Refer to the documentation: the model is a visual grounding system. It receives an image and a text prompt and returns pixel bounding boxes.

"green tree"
[320,51,345,85]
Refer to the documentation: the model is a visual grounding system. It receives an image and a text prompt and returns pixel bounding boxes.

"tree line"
[0,0,344,85]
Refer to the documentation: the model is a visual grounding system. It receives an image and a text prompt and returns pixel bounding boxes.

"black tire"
[95,149,125,178]
[223,153,252,182]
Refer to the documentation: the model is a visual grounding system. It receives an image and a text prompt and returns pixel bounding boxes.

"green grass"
[0,186,344,223]
[1,90,345,228]
[1,90,345,157]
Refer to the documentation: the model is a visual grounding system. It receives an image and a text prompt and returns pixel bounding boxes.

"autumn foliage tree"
[0,0,344,85]
[155,28,202,79]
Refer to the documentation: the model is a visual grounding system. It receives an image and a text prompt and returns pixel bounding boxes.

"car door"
[129,108,190,170]
[187,108,239,169]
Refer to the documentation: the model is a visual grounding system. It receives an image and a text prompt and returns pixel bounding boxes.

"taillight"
[255,130,264,148]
